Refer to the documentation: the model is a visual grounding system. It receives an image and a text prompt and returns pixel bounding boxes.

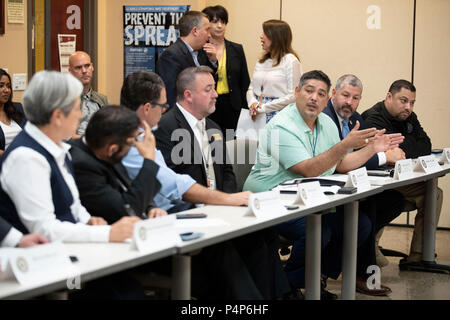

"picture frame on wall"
[0,0,5,35]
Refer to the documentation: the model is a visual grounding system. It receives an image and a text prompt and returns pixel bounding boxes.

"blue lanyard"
[309,124,318,157]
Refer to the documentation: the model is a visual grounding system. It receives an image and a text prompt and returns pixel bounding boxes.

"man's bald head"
[69,51,94,92]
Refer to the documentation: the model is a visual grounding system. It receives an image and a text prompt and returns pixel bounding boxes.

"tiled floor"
[326,226,450,300]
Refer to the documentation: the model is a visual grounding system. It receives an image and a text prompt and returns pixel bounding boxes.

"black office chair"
[378,200,415,259]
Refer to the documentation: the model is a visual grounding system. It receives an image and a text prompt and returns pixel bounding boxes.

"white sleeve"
[261,56,302,113]
[377,152,387,167]
[1,227,22,247]
[0,148,110,243]
[246,63,259,108]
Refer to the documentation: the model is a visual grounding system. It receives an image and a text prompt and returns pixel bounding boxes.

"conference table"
[0,162,448,300]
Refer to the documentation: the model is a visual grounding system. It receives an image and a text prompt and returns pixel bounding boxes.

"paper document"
[235,109,266,140]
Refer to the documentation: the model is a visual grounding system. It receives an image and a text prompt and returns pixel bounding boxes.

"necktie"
[192,51,200,67]
[342,119,350,138]
[342,119,353,152]
[196,120,216,189]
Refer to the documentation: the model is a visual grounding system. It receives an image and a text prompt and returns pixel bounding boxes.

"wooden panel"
[34,0,45,72]
[415,0,450,228]
[0,0,5,35]
[282,0,414,111]
[49,0,84,71]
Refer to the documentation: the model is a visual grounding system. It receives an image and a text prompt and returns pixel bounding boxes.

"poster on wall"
[50,0,84,71]
[7,0,24,24]
[58,34,76,72]
[123,5,190,79]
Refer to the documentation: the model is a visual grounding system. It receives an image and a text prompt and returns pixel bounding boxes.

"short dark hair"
[202,5,228,24]
[388,79,416,95]
[120,71,165,111]
[176,66,214,102]
[298,70,331,93]
[85,105,140,150]
[179,11,208,37]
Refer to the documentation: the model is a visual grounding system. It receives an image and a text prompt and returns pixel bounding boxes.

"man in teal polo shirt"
[244,70,398,297]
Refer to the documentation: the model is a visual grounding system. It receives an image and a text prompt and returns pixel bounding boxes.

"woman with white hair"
[0,70,139,243]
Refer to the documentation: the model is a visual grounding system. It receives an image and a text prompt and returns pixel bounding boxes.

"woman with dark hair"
[0,69,26,155]
[202,5,250,138]
[248,20,303,123]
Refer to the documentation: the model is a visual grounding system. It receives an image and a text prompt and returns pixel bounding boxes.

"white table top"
[1,162,449,299]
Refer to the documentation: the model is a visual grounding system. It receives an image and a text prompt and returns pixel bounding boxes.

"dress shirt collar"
[176,103,202,132]
[181,40,195,54]
[330,99,351,132]
[24,122,71,163]
[82,88,92,100]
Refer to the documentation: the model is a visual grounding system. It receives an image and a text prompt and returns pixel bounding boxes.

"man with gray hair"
[322,74,406,272]
[69,51,109,137]
[323,74,405,167]
[156,10,217,108]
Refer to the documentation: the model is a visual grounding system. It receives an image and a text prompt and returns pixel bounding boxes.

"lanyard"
[309,124,318,157]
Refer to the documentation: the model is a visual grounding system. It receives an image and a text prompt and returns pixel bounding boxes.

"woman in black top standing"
[202,5,250,139]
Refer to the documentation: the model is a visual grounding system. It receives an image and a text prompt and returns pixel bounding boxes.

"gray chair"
[225,138,258,192]
[226,138,293,260]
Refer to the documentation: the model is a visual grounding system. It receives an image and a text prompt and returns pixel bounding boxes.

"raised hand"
[203,42,217,62]
[343,121,378,150]
[385,133,405,150]
[133,121,156,160]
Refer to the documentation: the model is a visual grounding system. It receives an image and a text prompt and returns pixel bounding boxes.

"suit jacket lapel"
[176,38,196,67]
[348,115,357,131]
[326,100,344,140]
[76,140,129,192]
[224,39,232,79]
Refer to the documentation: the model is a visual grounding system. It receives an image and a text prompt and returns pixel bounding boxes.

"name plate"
[440,148,450,164]
[292,181,328,206]
[345,167,370,191]
[246,191,287,218]
[132,215,179,253]
[414,155,441,174]
[393,159,414,180]
[1,242,76,286]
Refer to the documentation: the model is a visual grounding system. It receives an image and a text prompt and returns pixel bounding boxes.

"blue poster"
[123,5,190,78]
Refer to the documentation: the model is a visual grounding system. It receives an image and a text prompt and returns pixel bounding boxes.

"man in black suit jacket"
[0,216,48,247]
[322,74,406,272]
[69,105,163,224]
[155,66,294,300]
[323,75,405,169]
[156,11,218,108]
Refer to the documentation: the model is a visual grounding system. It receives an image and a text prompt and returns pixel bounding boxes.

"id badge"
[208,178,215,190]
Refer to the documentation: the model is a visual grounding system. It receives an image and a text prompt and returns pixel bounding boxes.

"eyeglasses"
[152,102,169,110]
